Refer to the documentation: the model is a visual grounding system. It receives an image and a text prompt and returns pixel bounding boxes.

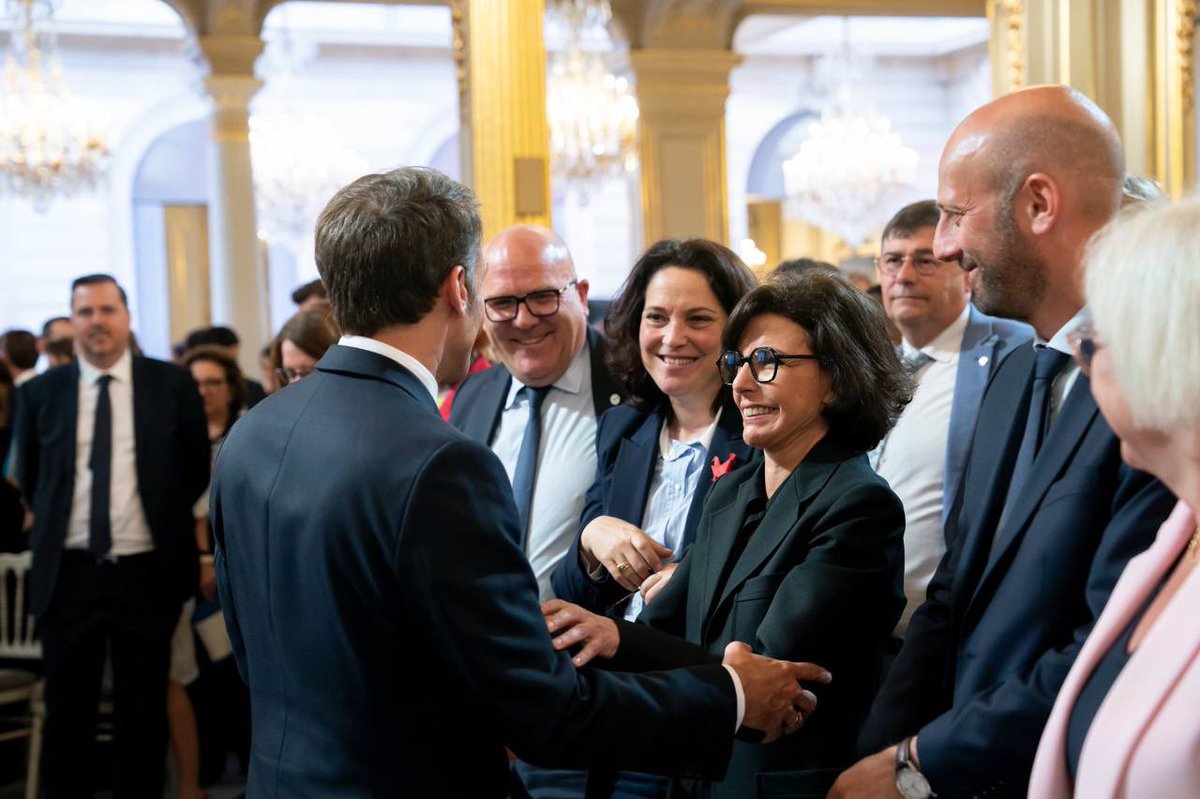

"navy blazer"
[14,357,210,617]
[212,345,738,798]
[611,440,905,798]
[941,306,1033,529]
[860,342,1176,797]
[550,395,755,613]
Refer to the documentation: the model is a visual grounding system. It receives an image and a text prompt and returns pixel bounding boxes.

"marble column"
[200,34,268,373]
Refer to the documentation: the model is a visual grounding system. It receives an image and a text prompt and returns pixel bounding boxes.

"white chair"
[0,552,43,799]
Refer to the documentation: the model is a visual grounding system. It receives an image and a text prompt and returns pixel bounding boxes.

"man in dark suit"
[832,87,1177,799]
[211,167,830,798]
[13,274,210,797]
[870,200,1032,641]
[450,225,623,605]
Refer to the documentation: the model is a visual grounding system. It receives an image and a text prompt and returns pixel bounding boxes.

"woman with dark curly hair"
[551,239,758,623]
[545,269,912,798]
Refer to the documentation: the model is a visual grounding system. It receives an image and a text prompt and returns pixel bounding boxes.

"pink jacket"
[1028,500,1200,798]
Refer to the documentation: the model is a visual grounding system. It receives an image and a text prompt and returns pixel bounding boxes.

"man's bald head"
[947,85,1124,223]
[934,86,1125,338]
[480,224,590,387]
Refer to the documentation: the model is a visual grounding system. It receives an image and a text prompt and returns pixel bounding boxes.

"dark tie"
[1006,347,1070,507]
[89,374,114,558]
[902,351,935,375]
[511,385,549,550]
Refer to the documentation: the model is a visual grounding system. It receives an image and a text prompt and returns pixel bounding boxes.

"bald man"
[831,87,1175,799]
[450,226,623,600]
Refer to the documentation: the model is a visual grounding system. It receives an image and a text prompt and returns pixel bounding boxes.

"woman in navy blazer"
[551,239,758,620]
[547,271,911,798]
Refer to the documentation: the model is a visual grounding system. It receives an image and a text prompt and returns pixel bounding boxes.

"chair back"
[0,553,39,660]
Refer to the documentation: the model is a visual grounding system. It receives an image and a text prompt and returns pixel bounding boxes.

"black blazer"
[860,343,1176,798]
[449,326,624,443]
[212,345,738,798]
[610,439,905,798]
[550,395,755,613]
[14,357,210,617]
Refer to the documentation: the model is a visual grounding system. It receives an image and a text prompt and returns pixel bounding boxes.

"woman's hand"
[640,561,679,605]
[579,516,673,593]
[542,599,620,667]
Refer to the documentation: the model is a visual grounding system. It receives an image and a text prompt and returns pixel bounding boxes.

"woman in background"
[269,309,339,387]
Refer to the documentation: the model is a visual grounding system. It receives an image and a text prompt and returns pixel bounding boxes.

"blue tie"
[1006,347,1070,509]
[89,374,114,558]
[512,385,549,550]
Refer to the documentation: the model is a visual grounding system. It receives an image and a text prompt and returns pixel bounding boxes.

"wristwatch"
[895,736,935,799]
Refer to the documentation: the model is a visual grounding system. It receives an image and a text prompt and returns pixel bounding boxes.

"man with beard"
[830,86,1176,799]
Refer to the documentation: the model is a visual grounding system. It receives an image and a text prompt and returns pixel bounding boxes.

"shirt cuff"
[721,664,745,731]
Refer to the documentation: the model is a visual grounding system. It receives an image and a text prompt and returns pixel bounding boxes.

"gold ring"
[616,563,630,574]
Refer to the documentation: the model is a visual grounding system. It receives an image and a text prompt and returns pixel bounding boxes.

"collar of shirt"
[78,347,132,386]
[658,406,723,460]
[900,303,971,365]
[337,335,439,402]
[503,341,589,410]
[1038,306,1089,357]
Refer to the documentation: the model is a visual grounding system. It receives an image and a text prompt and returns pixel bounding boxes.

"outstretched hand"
[721,642,830,744]
[542,599,620,667]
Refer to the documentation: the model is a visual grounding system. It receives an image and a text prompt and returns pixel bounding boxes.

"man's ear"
[444,265,469,317]
[575,277,590,309]
[1023,173,1061,236]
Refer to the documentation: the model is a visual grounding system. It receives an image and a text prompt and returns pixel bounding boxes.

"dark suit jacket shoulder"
[613,440,905,797]
[861,342,1175,798]
[213,345,737,798]
[15,357,209,616]
[550,396,755,611]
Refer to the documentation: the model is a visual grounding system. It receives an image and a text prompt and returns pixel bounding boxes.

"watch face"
[896,768,932,799]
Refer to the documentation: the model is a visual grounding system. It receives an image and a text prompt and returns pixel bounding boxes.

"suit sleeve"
[397,438,737,777]
[209,445,248,684]
[175,367,211,507]
[915,467,1174,798]
[10,383,38,498]
[550,409,631,611]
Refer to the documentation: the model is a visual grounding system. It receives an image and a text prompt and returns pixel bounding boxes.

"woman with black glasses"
[544,270,911,798]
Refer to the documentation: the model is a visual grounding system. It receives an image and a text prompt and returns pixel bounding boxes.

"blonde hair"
[1084,192,1200,430]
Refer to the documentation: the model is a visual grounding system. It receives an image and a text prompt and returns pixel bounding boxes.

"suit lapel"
[606,411,660,526]
[130,358,153,500]
[943,310,999,528]
[968,374,1101,616]
[684,397,753,550]
[699,466,761,641]
[951,345,1034,610]
[586,327,623,416]
[703,444,843,638]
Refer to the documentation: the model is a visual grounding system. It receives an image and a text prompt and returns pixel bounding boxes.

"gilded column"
[200,33,267,373]
[631,48,741,245]
[457,0,552,241]
[1152,0,1197,194]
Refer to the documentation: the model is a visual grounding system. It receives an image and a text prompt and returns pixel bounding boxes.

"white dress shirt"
[66,350,154,555]
[1039,308,1087,427]
[874,306,969,636]
[491,345,597,602]
[338,335,439,402]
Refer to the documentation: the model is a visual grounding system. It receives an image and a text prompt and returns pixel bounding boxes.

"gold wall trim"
[1000,0,1025,91]
[1180,0,1197,114]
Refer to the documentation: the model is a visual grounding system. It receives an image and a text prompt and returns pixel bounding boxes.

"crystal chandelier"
[781,32,917,247]
[0,0,108,210]
[545,0,639,189]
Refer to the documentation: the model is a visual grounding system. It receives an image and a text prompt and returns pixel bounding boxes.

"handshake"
[543,599,831,743]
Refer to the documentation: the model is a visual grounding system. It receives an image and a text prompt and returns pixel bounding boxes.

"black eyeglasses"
[1067,323,1100,376]
[484,280,578,323]
[875,253,948,276]
[717,347,820,385]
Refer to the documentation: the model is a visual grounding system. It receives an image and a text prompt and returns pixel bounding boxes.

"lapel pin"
[978,355,989,367]
[609,393,620,406]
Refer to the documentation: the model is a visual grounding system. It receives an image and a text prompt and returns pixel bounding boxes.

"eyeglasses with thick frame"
[483,280,578,323]
[275,366,313,386]
[875,252,948,277]
[716,346,820,385]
